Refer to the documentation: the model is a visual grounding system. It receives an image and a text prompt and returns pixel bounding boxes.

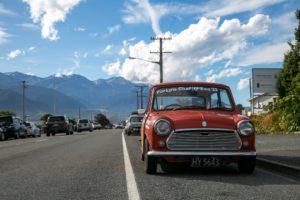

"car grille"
[166,129,242,151]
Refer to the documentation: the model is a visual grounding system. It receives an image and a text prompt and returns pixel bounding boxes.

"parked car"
[92,123,102,130]
[0,116,28,140]
[0,127,5,141]
[141,82,256,174]
[125,114,144,135]
[44,115,74,136]
[77,119,93,132]
[25,122,41,137]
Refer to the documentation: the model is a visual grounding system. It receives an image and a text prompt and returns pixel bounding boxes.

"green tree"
[0,110,15,117]
[94,113,111,128]
[236,104,244,114]
[275,10,300,132]
[277,10,300,98]
[40,113,52,122]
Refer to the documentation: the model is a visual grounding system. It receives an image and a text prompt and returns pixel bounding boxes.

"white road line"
[37,139,48,142]
[122,133,141,200]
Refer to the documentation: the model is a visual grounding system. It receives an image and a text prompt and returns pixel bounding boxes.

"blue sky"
[0,0,299,106]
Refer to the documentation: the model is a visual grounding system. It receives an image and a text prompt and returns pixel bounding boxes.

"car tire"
[46,133,50,137]
[238,157,256,174]
[52,133,55,136]
[144,138,157,174]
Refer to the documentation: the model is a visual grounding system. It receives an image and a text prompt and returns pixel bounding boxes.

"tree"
[0,110,15,117]
[236,104,244,114]
[275,10,300,131]
[94,113,111,128]
[277,10,300,98]
[40,113,52,122]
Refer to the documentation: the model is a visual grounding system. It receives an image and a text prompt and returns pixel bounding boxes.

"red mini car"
[141,82,256,174]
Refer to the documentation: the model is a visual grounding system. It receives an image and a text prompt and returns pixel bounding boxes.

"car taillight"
[64,122,68,127]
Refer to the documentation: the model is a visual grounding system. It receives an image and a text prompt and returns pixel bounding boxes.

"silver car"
[25,122,41,137]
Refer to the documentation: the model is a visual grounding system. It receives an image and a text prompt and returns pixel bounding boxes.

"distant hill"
[0,72,148,122]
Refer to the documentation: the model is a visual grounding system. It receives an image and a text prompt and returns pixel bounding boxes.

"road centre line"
[122,132,141,200]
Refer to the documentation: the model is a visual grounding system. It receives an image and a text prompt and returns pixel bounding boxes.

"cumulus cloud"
[104,14,271,84]
[22,0,82,41]
[74,27,85,32]
[237,78,250,91]
[17,23,40,31]
[0,26,10,45]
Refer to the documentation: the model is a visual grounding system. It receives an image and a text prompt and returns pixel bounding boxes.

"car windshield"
[0,117,13,126]
[79,119,89,123]
[130,116,143,123]
[48,116,64,122]
[153,86,233,111]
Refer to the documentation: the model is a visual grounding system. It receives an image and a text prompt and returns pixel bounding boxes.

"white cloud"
[203,0,286,17]
[105,14,270,84]
[0,26,10,45]
[28,46,35,51]
[102,60,121,75]
[206,68,242,82]
[237,78,250,91]
[119,48,127,56]
[73,51,87,67]
[22,0,82,41]
[17,23,40,31]
[0,3,16,15]
[7,49,23,60]
[100,45,114,55]
[108,24,120,34]
[123,0,162,35]
[236,42,289,66]
[75,27,85,32]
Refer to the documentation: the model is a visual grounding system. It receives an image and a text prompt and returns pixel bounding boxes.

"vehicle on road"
[0,127,5,141]
[92,123,102,130]
[125,114,144,135]
[141,82,256,174]
[77,119,93,132]
[25,122,41,137]
[44,115,74,136]
[0,116,28,140]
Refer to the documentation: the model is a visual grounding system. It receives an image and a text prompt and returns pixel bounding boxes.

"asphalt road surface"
[0,130,299,200]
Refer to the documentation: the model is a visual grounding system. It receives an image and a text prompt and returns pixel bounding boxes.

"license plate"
[191,157,220,167]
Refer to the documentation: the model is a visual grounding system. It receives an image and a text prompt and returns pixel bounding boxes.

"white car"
[25,122,41,137]
[77,119,93,132]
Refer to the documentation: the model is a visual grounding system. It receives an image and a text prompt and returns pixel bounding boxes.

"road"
[0,130,299,200]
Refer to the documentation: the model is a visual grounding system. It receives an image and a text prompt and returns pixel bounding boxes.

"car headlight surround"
[237,120,254,136]
[154,119,172,136]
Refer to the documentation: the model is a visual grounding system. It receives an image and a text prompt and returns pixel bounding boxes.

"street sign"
[252,68,280,94]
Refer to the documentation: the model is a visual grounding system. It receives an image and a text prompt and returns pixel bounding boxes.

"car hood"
[154,110,235,130]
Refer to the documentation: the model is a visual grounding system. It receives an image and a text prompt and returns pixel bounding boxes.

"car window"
[49,116,64,122]
[130,117,143,122]
[79,119,89,123]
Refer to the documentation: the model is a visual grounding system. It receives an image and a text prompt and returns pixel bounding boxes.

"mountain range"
[0,72,149,122]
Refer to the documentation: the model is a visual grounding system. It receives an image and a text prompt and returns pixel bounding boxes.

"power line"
[150,37,172,83]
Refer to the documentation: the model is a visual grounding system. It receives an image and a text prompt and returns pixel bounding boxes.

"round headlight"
[237,120,254,136]
[154,119,172,136]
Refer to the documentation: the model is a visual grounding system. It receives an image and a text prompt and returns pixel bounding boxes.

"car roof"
[152,82,229,89]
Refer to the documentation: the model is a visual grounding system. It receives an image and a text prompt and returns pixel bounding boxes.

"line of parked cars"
[0,115,41,141]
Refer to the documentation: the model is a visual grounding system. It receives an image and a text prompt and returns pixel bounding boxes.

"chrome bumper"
[147,151,256,157]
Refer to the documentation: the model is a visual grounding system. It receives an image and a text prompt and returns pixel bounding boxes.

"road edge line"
[122,132,141,200]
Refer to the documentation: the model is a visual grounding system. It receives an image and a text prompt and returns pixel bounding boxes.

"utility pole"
[22,80,28,121]
[150,37,172,83]
[136,91,139,109]
[135,85,147,109]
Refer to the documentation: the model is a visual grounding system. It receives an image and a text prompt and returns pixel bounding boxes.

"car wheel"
[238,157,256,174]
[0,132,5,141]
[46,133,50,137]
[52,133,55,136]
[144,138,157,174]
